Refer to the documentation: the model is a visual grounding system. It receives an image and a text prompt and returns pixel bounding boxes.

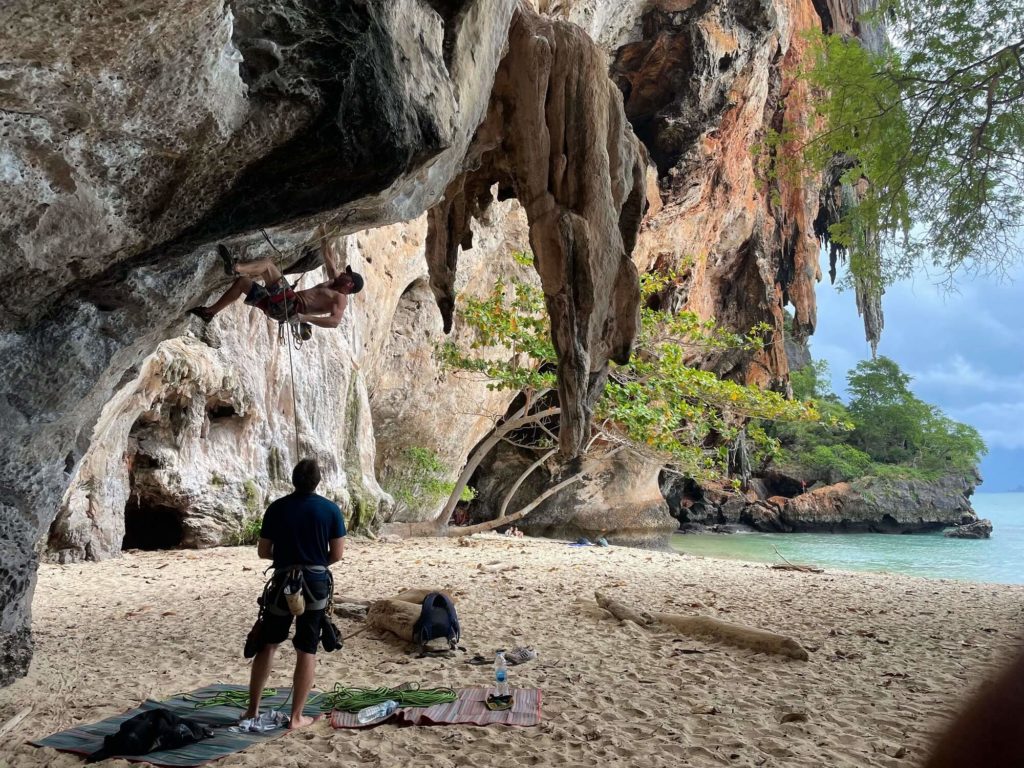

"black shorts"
[244,278,306,323]
[260,577,330,655]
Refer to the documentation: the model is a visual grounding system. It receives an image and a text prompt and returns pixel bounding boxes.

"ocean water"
[671,492,1024,585]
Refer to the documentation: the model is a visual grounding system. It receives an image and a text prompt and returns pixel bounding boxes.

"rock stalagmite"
[425,6,649,459]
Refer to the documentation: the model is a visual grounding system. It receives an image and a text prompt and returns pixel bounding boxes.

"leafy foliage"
[776,355,985,481]
[229,515,263,547]
[805,0,1024,282]
[441,271,824,479]
[383,447,475,518]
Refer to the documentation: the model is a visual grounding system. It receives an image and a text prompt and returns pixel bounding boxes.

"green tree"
[806,0,1024,283]
[431,272,825,533]
[846,356,930,462]
[843,356,984,473]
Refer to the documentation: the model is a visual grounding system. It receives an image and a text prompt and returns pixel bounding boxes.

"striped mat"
[330,688,543,729]
[30,684,320,767]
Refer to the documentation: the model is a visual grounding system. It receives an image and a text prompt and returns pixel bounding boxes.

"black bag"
[86,708,213,763]
[412,592,461,651]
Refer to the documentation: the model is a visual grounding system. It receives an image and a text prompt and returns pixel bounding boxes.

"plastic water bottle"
[494,649,510,696]
[356,699,399,724]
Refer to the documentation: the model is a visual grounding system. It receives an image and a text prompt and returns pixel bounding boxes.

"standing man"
[244,458,345,729]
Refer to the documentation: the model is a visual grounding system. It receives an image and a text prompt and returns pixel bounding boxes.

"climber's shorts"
[245,278,307,323]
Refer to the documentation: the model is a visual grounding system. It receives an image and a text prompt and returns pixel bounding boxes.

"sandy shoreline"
[2,535,1022,767]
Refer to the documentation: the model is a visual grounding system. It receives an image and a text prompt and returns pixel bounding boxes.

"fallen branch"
[595,590,809,661]
[366,599,421,642]
[477,561,517,573]
[595,590,655,626]
[0,706,32,740]
[448,471,585,536]
[771,547,823,573]
[650,612,809,661]
[770,564,824,574]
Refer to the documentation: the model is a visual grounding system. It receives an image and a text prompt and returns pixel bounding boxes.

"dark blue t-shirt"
[260,492,346,572]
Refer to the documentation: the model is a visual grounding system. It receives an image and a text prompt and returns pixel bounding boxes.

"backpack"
[412,592,461,651]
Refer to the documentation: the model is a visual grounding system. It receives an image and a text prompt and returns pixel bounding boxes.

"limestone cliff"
[667,471,982,534]
[426,7,649,458]
[0,0,521,685]
[1,0,878,686]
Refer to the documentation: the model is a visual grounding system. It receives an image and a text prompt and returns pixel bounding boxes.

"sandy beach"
[2,536,1022,767]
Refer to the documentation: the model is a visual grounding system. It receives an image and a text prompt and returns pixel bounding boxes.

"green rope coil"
[309,683,457,713]
[181,688,280,710]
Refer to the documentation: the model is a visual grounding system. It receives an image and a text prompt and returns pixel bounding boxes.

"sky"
[809,257,1024,494]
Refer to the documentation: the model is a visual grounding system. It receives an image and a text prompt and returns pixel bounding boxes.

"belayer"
[243,458,346,729]
[189,224,364,332]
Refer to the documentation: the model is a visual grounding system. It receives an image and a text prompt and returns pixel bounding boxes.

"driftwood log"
[595,591,809,661]
[366,599,421,642]
[362,588,453,642]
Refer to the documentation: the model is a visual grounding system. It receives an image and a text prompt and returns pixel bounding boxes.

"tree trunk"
[434,405,561,527]
[447,470,584,536]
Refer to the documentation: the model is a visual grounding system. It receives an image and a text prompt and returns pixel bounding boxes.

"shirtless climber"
[188,225,364,332]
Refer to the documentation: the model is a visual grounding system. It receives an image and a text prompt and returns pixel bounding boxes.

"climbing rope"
[258,223,353,463]
[180,688,280,710]
[261,228,303,461]
[307,683,457,713]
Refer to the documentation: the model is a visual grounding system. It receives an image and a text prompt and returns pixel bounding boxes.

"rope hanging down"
[261,228,302,460]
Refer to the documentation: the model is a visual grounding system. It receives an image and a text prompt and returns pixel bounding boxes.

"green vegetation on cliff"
[776,355,986,482]
[805,0,1024,283]
[441,270,824,481]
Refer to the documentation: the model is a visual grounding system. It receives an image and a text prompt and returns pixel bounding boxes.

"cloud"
[910,355,1024,397]
[947,402,1024,450]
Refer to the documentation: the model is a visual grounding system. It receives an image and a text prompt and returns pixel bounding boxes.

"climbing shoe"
[187,306,215,324]
[217,244,237,276]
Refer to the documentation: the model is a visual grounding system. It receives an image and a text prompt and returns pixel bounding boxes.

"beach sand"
[2,535,1022,767]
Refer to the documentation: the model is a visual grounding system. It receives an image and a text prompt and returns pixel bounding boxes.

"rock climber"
[188,224,364,331]
[243,458,346,730]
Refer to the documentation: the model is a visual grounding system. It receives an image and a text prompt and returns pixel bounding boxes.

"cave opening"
[122,495,185,551]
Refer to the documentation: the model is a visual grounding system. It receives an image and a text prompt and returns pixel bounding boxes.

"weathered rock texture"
[944,519,993,540]
[669,471,981,534]
[0,0,521,685]
[48,202,533,561]
[471,442,677,547]
[613,0,827,388]
[425,6,649,459]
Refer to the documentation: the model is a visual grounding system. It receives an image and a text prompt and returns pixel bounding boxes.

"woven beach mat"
[31,684,320,767]
[330,687,543,729]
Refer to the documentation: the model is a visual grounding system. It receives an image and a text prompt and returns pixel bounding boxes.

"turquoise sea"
[671,492,1024,585]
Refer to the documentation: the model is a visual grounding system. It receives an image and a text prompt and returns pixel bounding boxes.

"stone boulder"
[944,519,993,540]
[780,473,980,534]
[471,442,676,547]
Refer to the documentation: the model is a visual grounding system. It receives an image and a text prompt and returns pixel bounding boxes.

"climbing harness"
[260,565,333,618]
[308,684,458,713]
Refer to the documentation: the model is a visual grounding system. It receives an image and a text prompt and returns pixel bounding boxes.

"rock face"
[944,519,993,540]
[670,472,981,534]
[48,203,533,561]
[425,6,649,459]
[471,442,677,547]
[0,0,521,685]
